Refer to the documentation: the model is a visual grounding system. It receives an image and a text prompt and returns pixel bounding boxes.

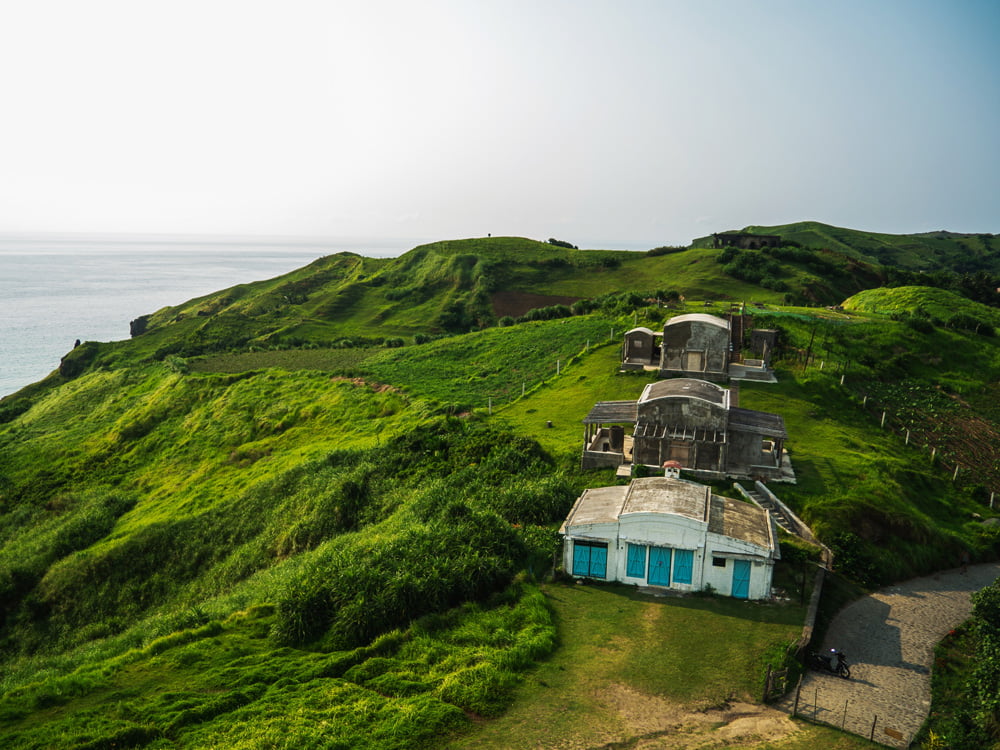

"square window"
[712,557,727,568]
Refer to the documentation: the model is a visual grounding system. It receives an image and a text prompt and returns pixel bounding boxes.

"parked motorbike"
[808,648,851,679]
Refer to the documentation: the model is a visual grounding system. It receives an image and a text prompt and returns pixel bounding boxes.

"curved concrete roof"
[564,477,773,550]
[639,378,728,407]
[666,313,729,329]
[624,326,657,335]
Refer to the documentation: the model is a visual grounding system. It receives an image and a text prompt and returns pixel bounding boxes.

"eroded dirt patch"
[595,683,799,750]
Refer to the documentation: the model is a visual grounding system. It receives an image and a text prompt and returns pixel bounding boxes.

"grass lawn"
[448,581,875,749]
[449,584,869,750]
[494,342,654,463]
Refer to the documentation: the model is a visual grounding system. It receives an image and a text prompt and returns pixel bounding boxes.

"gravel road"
[775,562,1000,747]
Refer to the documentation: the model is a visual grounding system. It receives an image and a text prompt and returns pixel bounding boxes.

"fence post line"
[906,430,910,445]
[792,675,802,716]
[842,699,848,729]
[953,465,960,481]
[870,714,878,741]
[556,359,561,375]
[881,411,886,428]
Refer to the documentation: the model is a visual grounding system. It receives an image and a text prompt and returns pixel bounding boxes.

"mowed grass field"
[448,582,875,750]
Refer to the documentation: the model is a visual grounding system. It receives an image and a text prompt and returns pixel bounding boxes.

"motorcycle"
[808,648,851,679]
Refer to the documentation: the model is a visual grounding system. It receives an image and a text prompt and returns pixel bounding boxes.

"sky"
[0,0,997,250]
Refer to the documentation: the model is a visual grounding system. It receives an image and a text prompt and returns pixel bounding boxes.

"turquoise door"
[572,541,608,578]
[732,560,751,599]
[626,543,647,579]
[673,549,694,585]
[648,546,672,586]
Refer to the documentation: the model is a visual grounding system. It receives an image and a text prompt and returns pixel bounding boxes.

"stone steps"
[748,489,796,533]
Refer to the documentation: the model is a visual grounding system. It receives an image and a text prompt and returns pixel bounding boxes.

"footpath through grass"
[450,584,803,748]
[449,581,874,750]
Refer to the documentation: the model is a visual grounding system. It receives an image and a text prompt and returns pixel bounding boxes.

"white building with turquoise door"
[560,474,778,600]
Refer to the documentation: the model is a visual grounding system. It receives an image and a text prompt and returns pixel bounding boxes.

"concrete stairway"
[745,485,796,534]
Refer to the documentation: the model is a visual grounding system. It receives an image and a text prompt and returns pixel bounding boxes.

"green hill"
[695,220,1000,274]
[2,228,999,748]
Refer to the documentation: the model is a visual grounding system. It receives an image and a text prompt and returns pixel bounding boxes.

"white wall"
[564,514,774,599]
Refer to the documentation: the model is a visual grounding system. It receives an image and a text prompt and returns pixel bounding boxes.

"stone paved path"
[775,562,1000,748]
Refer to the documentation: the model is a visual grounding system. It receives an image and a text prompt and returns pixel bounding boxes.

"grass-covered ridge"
[843,285,1000,330]
[708,220,1000,274]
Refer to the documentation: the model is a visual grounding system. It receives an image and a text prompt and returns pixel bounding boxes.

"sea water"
[0,235,411,399]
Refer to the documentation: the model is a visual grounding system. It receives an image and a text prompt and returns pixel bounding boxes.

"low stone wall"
[581,450,624,470]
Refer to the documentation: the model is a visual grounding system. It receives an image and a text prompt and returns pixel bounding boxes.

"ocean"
[0,235,412,399]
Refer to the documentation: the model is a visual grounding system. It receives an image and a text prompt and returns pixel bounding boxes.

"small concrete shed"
[560,475,778,599]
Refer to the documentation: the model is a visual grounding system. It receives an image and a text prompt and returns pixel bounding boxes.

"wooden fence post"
[870,714,878,741]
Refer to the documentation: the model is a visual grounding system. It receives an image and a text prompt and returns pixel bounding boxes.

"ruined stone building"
[711,232,782,250]
[621,313,777,382]
[581,378,790,481]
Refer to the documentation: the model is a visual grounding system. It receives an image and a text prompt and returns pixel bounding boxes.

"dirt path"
[775,562,1000,747]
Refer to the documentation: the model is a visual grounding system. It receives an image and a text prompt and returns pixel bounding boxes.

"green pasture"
[449,582,874,750]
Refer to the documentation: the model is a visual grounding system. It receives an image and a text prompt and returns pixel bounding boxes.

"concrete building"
[621,313,775,382]
[711,232,782,250]
[560,472,779,599]
[581,378,790,481]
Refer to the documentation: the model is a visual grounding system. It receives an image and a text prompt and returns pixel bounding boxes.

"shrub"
[546,238,577,249]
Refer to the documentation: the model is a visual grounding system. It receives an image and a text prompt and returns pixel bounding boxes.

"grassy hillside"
[2,229,1000,748]
[843,285,1000,329]
[695,220,1000,274]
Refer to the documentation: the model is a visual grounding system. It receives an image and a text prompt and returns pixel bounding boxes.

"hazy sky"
[1,0,997,249]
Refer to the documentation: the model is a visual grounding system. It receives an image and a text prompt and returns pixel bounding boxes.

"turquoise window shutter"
[673,549,694,584]
[572,542,591,576]
[626,543,647,578]
[648,546,672,586]
[590,545,607,578]
[572,541,608,578]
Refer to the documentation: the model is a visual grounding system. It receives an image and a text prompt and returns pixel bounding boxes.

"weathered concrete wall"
[661,320,730,377]
[638,396,727,430]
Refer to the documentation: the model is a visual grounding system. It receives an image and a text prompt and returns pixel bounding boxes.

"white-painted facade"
[560,475,778,600]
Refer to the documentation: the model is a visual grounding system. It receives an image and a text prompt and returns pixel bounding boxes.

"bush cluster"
[931,580,1000,747]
